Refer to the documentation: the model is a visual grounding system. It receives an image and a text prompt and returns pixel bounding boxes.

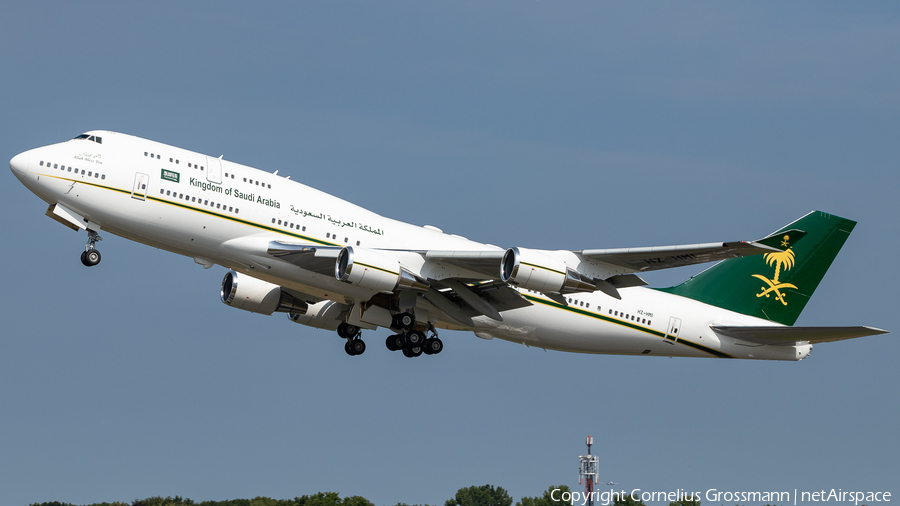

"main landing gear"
[337,322,366,356]
[80,230,102,267]
[335,312,444,358]
[385,312,443,358]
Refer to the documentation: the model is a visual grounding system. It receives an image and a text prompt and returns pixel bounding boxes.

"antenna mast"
[578,435,599,506]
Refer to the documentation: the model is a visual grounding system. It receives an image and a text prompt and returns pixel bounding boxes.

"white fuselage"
[10,131,806,361]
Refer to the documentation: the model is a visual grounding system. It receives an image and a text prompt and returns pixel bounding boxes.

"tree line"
[27,485,714,506]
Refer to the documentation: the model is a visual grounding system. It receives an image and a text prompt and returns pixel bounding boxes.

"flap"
[424,250,505,279]
[711,325,889,345]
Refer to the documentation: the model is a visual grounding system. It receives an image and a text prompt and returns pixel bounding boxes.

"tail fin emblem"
[751,235,798,306]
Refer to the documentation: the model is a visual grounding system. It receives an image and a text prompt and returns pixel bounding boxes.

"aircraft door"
[206,156,222,184]
[664,316,682,345]
[131,172,149,200]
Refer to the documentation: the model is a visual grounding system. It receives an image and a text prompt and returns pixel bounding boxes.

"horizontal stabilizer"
[712,325,889,345]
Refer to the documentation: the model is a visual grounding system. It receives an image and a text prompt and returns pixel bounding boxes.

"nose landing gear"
[80,230,102,267]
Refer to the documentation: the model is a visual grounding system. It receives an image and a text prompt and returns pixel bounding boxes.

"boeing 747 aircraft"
[9,131,887,359]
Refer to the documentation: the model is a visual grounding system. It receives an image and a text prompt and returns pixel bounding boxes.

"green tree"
[445,485,513,506]
[612,495,646,506]
[668,498,700,506]
[250,497,296,506]
[133,497,196,506]
[292,492,374,506]
[517,485,572,506]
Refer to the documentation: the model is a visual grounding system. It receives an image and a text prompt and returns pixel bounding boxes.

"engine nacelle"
[335,246,429,293]
[288,300,348,331]
[220,270,308,315]
[501,247,596,294]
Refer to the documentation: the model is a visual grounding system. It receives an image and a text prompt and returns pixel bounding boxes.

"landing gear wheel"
[405,330,426,347]
[386,334,403,352]
[423,337,443,355]
[81,249,101,267]
[345,339,366,356]
[402,346,423,358]
[337,322,360,339]
[392,312,415,330]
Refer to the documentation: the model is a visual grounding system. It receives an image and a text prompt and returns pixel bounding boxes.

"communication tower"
[578,435,599,506]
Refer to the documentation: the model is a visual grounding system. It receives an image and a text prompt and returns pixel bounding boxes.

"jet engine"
[501,247,596,294]
[220,270,309,315]
[335,246,429,293]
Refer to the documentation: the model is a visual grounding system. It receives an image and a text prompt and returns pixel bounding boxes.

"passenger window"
[267,184,271,189]
[302,226,306,231]
[229,206,233,212]
[356,241,360,246]
[88,171,92,176]
[217,204,221,209]
[40,161,44,166]
[166,191,171,196]
[170,158,173,162]
[54,164,58,169]
[235,209,239,214]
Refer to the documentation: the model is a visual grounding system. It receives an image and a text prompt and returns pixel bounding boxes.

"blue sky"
[1,2,897,505]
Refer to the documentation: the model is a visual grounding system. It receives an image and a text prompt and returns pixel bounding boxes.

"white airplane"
[9,131,887,359]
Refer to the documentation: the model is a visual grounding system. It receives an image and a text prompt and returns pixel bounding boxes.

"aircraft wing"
[712,325,889,345]
[579,229,806,273]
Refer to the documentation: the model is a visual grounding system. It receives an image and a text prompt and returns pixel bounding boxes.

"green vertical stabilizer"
[657,211,856,326]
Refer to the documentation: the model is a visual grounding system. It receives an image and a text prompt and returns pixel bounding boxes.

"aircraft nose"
[9,150,31,177]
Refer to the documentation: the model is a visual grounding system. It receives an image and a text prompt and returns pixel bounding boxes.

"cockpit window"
[73,134,102,144]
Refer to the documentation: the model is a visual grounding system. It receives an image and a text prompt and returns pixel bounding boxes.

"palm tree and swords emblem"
[752,235,798,306]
